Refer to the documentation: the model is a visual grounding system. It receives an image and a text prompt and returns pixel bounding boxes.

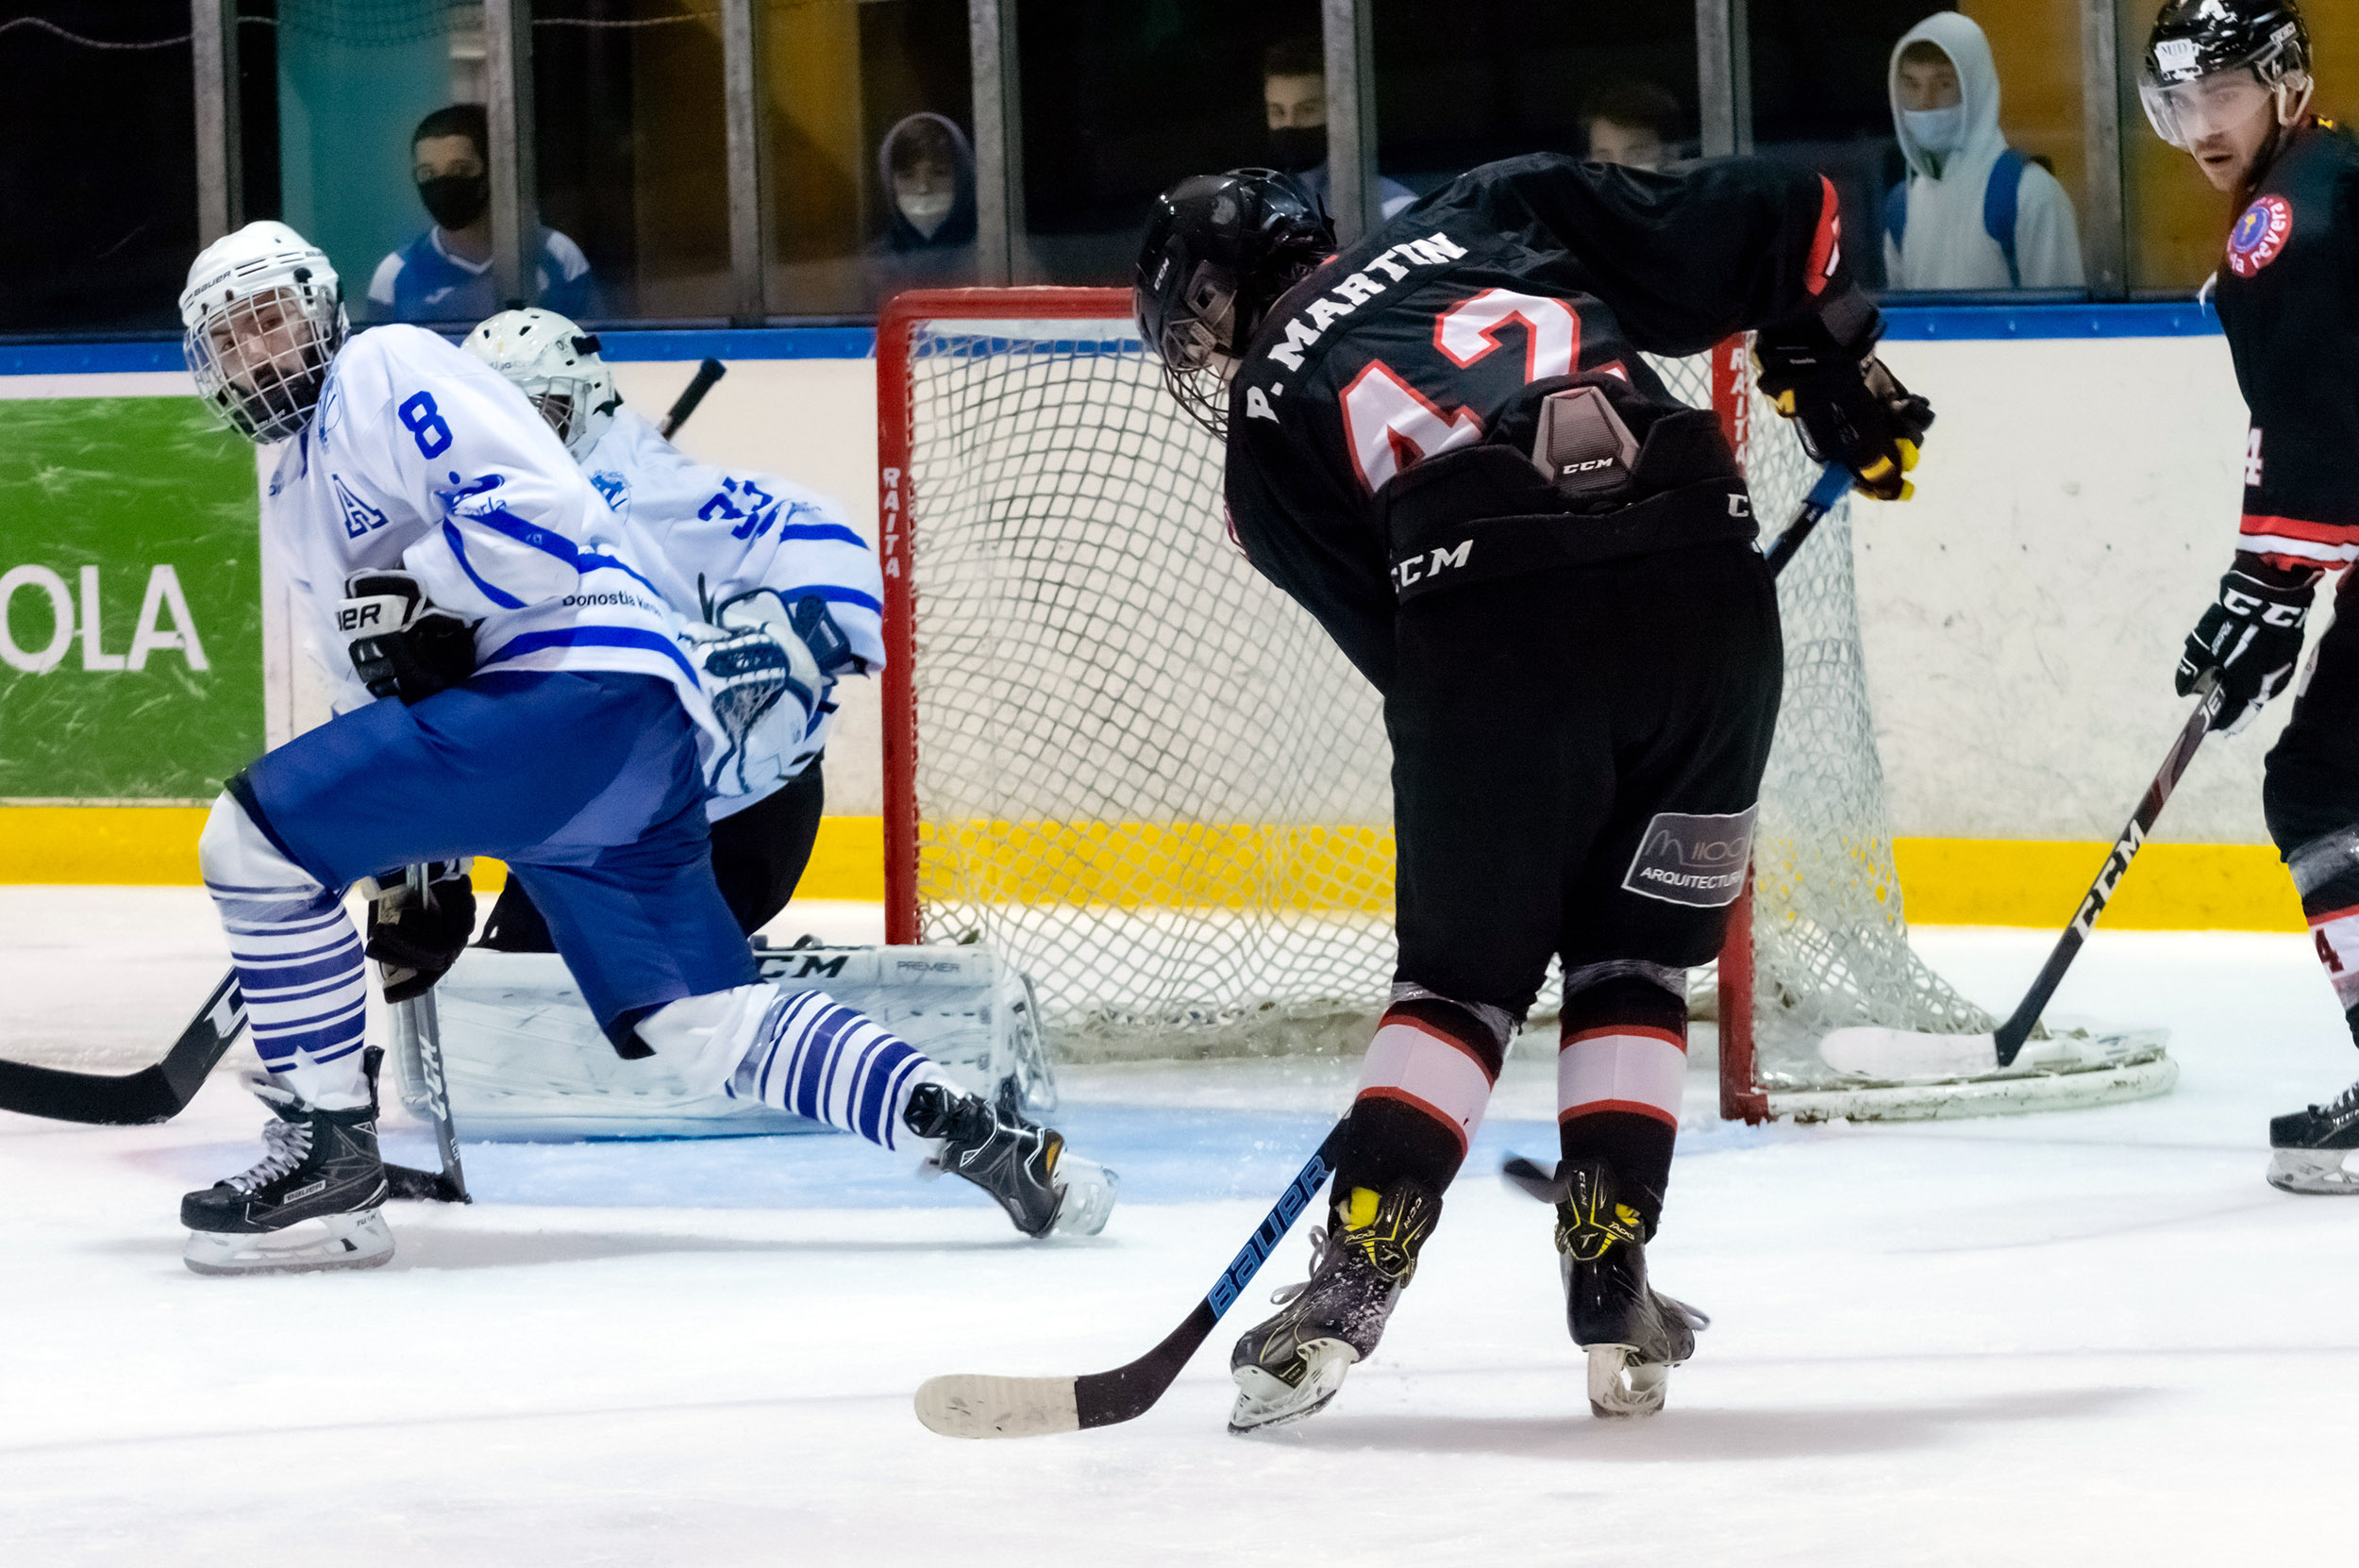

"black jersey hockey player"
[1133,158,1932,1428]
[2140,0,2359,1194]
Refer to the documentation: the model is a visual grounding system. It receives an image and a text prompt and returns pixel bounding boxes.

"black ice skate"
[1228,1176,1439,1434]
[181,1048,393,1276]
[2267,1076,2359,1194]
[1557,1159,1708,1419]
[904,1079,1117,1238]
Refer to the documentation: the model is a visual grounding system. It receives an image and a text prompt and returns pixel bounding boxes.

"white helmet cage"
[461,308,620,462]
[178,221,348,444]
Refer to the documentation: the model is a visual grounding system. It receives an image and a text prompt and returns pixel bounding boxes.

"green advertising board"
[0,398,262,801]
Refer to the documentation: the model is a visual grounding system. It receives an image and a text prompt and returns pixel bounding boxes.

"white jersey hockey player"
[174,221,1114,1274]
[455,309,883,944]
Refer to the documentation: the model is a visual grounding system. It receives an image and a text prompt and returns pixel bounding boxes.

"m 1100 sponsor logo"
[1621,806,1758,909]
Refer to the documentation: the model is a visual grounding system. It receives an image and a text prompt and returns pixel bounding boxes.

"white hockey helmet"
[178,220,347,444]
[462,308,620,461]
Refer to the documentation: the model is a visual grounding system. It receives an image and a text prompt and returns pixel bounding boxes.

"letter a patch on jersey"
[2227,195,2293,278]
[332,473,388,539]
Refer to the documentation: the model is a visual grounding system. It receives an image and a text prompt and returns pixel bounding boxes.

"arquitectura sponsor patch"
[1622,806,1757,908]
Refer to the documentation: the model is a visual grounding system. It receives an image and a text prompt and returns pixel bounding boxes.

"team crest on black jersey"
[2227,195,2293,277]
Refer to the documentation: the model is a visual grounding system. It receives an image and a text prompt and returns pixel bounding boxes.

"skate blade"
[1586,1343,1675,1420]
[2267,1148,2359,1195]
[1229,1343,1357,1435]
[1050,1156,1119,1237]
[184,1209,394,1276]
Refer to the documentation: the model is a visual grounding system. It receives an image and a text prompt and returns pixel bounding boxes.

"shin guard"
[1332,993,1511,1200]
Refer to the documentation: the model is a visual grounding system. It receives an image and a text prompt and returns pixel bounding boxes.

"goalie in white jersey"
[174,223,1114,1275]
[455,309,882,946]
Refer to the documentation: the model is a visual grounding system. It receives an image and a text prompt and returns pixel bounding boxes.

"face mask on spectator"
[418,173,490,230]
[1268,125,1328,175]
[1902,105,1967,154]
[897,191,955,240]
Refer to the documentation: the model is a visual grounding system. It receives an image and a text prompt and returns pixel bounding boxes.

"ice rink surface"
[4,889,2356,1566]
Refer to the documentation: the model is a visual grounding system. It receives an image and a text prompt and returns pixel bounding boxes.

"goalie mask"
[1133,169,1334,438]
[2139,0,2312,149]
[462,308,621,462]
[179,221,347,445]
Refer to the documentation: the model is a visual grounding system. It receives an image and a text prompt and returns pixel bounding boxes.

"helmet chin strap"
[2242,75,2312,196]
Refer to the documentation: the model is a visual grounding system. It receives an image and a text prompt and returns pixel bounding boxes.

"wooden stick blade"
[913,1374,1081,1439]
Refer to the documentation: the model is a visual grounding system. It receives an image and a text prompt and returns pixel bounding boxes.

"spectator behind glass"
[868,112,978,301]
[367,104,596,324]
[1882,13,2084,291]
[1581,82,1683,172]
[1263,36,1415,222]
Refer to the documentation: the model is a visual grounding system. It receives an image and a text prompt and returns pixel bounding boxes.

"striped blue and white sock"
[726,988,943,1149]
[199,794,371,1109]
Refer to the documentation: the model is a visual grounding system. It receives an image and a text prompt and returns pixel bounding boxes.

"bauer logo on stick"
[2227,195,2293,277]
[1622,807,1757,908]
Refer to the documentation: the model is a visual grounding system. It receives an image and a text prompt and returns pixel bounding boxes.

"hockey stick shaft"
[1990,668,2225,1066]
[914,1118,1348,1438]
[657,357,728,439]
[0,970,245,1125]
[1764,463,1855,580]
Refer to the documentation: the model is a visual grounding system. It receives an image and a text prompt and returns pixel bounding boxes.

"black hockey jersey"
[1222,153,1856,691]
[2216,120,2359,583]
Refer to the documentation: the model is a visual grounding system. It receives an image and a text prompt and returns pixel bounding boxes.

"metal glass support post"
[1320,0,1375,244]
[1696,0,1750,158]
[968,0,1021,286]
[192,0,240,246]
[2081,0,2129,299]
[723,0,769,323]
[484,0,537,309]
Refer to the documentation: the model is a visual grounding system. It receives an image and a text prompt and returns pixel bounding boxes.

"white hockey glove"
[682,597,829,764]
[338,570,477,704]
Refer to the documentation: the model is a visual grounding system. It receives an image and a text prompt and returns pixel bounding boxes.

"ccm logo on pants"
[1621,807,1756,909]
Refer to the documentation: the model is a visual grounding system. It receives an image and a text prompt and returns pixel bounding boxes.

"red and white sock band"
[1558,1024,1688,1129]
[1354,1009,1501,1155]
[2309,902,2359,1012]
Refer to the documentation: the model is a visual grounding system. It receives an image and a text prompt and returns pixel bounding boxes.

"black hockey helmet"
[2140,0,2312,147]
[1134,169,1335,437]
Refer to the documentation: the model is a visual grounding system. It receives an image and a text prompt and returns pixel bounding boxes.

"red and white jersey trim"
[1559,1025,1688,1128]
[1355,1016,1497,1152]
[2308,901,2359,1011]
[2240,512,2359,572]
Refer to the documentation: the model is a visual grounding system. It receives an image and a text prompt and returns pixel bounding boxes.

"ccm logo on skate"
[1622,807,1758,908]
[1391,540,1473,592]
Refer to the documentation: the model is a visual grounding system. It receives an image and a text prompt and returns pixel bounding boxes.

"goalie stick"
[657,357,728,440]
[1821,667,2226,1078]
[914,1119,1348,1438]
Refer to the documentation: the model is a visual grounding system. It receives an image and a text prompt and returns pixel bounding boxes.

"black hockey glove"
[1753,345,1932,504]
[339,570,477,704]
[364,860,476,1004]
[2176,563,2313,736]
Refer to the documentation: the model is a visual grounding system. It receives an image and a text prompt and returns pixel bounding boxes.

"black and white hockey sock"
[198,794,371,1109]
[1557,973,1689,1236]
[1330,993,1511,1202]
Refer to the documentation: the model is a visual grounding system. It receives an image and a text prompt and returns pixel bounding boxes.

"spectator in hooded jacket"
[1883,12,2085,291]
[868,111,978,302]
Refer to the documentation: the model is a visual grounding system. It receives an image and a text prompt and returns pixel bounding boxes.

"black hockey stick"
[657,357,728,440]
[381,876,471,1204]
[914,1118,1349,1438]
[1821,667,2227,1077]
[1764,462,1856,579]
[0,970,246,1125]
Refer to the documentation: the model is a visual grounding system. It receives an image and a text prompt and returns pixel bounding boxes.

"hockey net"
[878,288,2170,1121]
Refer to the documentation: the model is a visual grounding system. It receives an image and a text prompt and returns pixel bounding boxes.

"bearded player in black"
[1133,157,1932,1430]
[2140,1,2359,1194]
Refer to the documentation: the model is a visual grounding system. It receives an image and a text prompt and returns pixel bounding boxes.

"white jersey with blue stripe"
[580,408,884,816]
[264,325,718,749]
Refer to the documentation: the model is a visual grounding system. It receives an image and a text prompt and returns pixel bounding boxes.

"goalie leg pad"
[199,791,372,1110]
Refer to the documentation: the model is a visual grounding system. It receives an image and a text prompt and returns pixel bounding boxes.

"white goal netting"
[888,302,1990,1093]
